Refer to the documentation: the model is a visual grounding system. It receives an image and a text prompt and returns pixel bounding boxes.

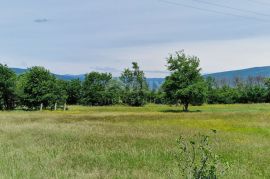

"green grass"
[0,104,269,178]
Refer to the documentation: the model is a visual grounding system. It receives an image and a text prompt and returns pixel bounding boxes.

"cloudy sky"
[1,0,270,77]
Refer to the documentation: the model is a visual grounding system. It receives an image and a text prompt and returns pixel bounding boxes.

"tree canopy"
[0,64,17,110]
[2,54,270,111]
[163,51,207,111]
[120,62,149,106]
[19,66,64,109]
[81,72,113,106]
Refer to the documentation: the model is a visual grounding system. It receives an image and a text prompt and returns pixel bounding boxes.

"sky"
[1,0,270,77]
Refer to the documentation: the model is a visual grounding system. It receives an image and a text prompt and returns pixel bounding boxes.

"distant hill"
[10,68,163,89]
[54,74,85,81]
[10,66,270,90]
[11,68,27,75]
[11,68,85,81]
[146,66,270,89]
[146,78,165,90]
[204,66,270,81]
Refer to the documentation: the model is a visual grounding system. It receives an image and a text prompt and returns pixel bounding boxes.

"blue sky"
[1,0,270,77]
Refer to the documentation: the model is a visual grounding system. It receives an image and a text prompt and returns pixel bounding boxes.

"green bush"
[175,132,228,179]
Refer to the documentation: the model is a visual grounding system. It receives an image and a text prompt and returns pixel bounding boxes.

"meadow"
[0,104,269,178]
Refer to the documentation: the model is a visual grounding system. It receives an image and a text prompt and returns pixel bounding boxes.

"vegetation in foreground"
[0,104,269,178]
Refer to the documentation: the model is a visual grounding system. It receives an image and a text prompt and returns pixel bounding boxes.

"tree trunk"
[40,103,43,111]
[64,103,67,111]
[183,103,189,112]
[54,103,57,111]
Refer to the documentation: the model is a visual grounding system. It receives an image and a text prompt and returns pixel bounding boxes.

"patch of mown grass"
[0,104,269,178]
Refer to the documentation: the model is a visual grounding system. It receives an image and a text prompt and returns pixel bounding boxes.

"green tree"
[163,51,207,111]
[120,62,149,106]
[155,88,167,104]
[66,79,82,105]
[264,78,270,103]
[216,85,238,104]
[105,79,124,105]
[49,79,68,109]
[20,66,61,110]
[81,72,112,106]
[205,77,219,104]
[0,64,17,110]
[147,89,157,104]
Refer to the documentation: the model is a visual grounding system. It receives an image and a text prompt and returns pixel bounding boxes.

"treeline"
[205,76,270,104]
[1,51,270,111]
[147,51,270,111]
[150,76,270,105]
[0,62,149,110]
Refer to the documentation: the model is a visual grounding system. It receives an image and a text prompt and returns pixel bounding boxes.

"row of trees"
[151,75,270,109]
[205,76,270,104]
[0,62,149,110]
[1,50,270,111]
[150,51,270,110]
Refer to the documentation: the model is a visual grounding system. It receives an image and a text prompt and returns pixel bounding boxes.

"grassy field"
[0,104,269,178]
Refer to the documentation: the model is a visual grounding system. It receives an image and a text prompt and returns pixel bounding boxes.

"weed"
[175,132,229,179]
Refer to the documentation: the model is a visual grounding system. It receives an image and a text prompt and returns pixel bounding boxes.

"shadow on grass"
[160,109,202,113]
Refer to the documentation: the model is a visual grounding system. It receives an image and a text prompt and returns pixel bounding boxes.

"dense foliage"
[81,72,115,106]
[163,51,207,111]
[2,52,270,111]
[205,76,270,104]
[18,67,67,110]
[66,79,82,105]
[0,64,16,110]
[120,62,149,106]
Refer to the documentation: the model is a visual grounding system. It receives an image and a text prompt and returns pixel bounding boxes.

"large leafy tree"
[81,72,112,106]
[163,51,207,111]
[120,62,149,106]
[20,66,63,109]
[0,64,17,110]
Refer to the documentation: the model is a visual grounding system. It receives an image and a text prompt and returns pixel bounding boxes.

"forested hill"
[204,66,270,80]
[11,68,85,80]
[11,66,270,90]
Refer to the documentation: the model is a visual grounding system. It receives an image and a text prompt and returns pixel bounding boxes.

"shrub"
[175,132,228,178]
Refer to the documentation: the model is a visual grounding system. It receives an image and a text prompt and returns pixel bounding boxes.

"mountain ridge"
[204,66,270,80]
[10,66,270,90]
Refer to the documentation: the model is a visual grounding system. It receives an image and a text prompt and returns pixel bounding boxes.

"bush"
[175,132,228,178]
[123,90,147,106]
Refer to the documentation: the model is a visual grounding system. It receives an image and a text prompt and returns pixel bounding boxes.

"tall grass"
[0,104,269,178]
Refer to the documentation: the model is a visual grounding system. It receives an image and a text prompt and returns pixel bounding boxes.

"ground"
[0,104,269,178]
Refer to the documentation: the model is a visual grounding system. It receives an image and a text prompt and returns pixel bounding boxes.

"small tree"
[120,62,149,106]
[163,51,206,111]
[0,64,16,110]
